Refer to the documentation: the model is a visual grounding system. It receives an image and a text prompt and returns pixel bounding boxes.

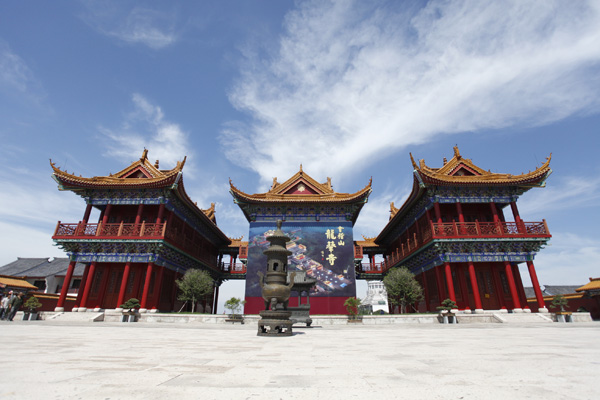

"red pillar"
[433,202,442,223]
[527,261,546,310]
[422,271,430,312]
[490,202,500,223]
[95,266,112,309]
[140,262,154,310]
[435,265,445,304]
[512,264,528,309]
[156,203,165,224]
[510,201,525,233]
[80,262,97,310]
[82,204,92,224]
[444,262,456,302]
[102,204,113,225]
[56,261,76,311]
[135,204,144,225]
[455,203,464,223]
[116,262,131,309]
[151,265,165,310]
[504,261,521,310]
[74,263,90,309]
[468,262,483,310]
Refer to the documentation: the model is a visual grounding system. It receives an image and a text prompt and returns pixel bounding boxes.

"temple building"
[230,166,372,314]
[50,150,234,313]
[360,147,552,313]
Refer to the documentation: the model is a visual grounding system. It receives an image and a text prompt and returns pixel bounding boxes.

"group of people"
[0,291,24,321]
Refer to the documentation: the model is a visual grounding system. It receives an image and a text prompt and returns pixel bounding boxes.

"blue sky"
[1,1,599,311]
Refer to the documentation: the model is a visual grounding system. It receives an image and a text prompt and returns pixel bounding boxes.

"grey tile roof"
[0,257,85,278]
[543,285,581,296]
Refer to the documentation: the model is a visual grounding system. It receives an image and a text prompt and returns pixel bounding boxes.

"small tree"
[437,298,458,313]
[120,298,141,312]
[383,267,424,313]
[344,297,361,319]
[224,297,246,317]
[24,296,42,313]
[551,294,569,312]
[176,269,214,313]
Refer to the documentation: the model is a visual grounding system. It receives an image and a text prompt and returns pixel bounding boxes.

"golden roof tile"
[576,277,600,292]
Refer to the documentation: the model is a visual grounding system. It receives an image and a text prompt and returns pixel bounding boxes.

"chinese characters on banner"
[325,226,346,266]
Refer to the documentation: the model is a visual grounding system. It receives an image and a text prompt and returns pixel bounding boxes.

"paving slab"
[0,320,598,399]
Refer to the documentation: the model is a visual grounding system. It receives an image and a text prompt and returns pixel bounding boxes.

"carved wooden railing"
[359,220,550,275]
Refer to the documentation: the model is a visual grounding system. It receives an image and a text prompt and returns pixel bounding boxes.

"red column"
[140,262,154,310]
[80,262,97,310]
[56,261,76,311]
[512,264,528,309]
[421,271,430,312]
[435,265,445,304]
[95,266,112,309]
[156,203,165,224]
[490,202,500,223]
[527,261,546,309]
[468,262,483,310]
[510,201,525,233]
[82,204,92,224]
[116,262,131,309]
[102,204,113,225]
[504,261,521,310]
[434,202,442,223]
[444,262,456,302]
[74,263,90,309]
[455,203,465,223]
[135,204,144,225]
[151,265,165,310]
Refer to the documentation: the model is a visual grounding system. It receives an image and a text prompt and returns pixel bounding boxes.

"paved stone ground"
[0,320,598,399]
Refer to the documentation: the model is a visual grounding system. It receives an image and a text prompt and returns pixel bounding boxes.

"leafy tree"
[224,297,246,317]
[344,297,361,318]
[176,269,214,313]
[551,294,569,312]
[120,298,141,311]
[24,296,42,312]
[437,298,458,312]
[383,266,424,314]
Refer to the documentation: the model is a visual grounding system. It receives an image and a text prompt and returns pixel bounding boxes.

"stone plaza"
[0,320,598,399]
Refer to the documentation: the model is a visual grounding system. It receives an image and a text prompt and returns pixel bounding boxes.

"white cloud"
[223,0,600,185]
[518,174,600,218]
[100,93,190,168]
[533,232,600,285]
[0,40,47,106]
[81,3,178,49]
[354,182,411,238]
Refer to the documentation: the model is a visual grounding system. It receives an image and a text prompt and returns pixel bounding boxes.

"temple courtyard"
[0,320,598,399]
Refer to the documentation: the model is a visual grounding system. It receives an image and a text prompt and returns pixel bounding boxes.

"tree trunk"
[191,296,196,313]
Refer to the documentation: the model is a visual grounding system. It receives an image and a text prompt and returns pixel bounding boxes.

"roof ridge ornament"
[141,148,148,161]
[453,145,461,159]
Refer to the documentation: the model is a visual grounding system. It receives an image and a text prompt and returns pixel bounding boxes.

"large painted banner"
[245,221,356,299]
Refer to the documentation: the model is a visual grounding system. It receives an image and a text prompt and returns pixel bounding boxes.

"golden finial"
[299,164,303,172]
[409,153,418,169]
[453,145,461,159]
[141,148,148,161]
[155,160,159,168]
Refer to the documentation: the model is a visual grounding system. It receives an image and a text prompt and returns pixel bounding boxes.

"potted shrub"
[119,298,141,322]
[224,297,246,324]
[437,298,458,324]
[551,294,571,322]
[23,296,42,321]
[344,297,362,323]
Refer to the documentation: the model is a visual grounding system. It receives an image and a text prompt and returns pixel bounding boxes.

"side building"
[371,147,552,313]
[230,167,371,314]
[50,150,231,313]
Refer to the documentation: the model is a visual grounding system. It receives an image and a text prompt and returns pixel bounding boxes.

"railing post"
[475,219,480,235]
[542,219,549,235]
[413,232,417,247]
[140,221,145,237]
[117,221,124,236]
[161,221,167,237]
[96,221,102,236]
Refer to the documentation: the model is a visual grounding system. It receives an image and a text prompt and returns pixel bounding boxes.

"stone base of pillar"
[473,309,484,314]
[139,308,148,313]
[149,309,158,313]
[538,307,549,313]
[78,307,87,312]
[72,307,79,312]
[54,307,65,312]
[497,308,508,313]
[523,308,532,313]
[93,307,102,312]
[512,308,524,313]
[462,308,472,314]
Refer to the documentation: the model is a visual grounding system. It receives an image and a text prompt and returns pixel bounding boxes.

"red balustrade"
[221,263,247,274]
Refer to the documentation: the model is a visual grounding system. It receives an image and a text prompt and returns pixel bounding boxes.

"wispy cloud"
[223,0,600,184]
[354,181,411,238]
[518,174,600,218]
[533,232,600,285]
[100,93,190,168]
[0,40,47,105]
[81,3,178,49]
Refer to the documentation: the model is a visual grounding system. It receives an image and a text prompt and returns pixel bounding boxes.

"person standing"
[7,292,24,321]
[0,293,10,320]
